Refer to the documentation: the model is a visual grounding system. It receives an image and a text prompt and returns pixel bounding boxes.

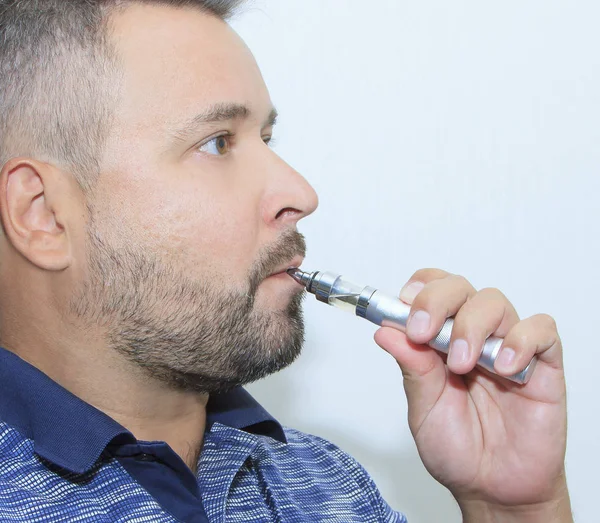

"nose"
[261,151,319,229]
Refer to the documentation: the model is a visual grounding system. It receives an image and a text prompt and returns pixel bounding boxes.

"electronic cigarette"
[288,269,536,385]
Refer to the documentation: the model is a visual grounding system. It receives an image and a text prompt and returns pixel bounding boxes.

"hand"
[374,269,571,521]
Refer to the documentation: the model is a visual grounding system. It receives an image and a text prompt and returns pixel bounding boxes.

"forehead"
[106,4,269,142]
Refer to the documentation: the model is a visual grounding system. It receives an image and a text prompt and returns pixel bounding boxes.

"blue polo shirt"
[0,346,406,522]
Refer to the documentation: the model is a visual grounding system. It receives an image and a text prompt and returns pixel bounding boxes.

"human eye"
[197,134,232,156]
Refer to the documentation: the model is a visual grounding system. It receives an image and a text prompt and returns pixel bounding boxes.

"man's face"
[70,5,318,393]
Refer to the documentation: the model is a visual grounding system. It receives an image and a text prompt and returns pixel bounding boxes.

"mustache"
[247,230,307,297]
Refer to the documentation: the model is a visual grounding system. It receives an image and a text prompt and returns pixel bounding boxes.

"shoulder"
[0,422,36,471]
[282,427,369,473]
[281,427,380,485]
[0,422,57,517]
[280,427,408,523]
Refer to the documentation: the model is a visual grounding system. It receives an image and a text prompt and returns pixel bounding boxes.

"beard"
[70,213,307,395]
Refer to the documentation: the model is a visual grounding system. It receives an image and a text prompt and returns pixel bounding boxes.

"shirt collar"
[206,387,286,443]
[0,346,285,475]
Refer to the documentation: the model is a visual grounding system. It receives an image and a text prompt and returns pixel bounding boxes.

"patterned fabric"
[0,347,407,522]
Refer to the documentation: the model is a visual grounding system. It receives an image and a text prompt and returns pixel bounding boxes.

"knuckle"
[478,287,507,301]
[450,274,471,287]
[536,313,558,331]
[451,275,477,297]
[410,268,449,283]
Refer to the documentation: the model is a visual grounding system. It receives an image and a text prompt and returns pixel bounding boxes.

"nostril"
[275,207,298,220]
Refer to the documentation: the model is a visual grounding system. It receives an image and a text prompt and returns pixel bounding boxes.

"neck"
[2,325,209,473]
[100,389,209,474]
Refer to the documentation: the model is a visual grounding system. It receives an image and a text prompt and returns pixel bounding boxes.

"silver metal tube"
[288,269,537,385]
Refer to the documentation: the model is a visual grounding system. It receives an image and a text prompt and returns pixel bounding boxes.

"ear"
[0,158,71,271]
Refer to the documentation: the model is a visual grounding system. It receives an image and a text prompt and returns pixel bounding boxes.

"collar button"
[135,453,156,462]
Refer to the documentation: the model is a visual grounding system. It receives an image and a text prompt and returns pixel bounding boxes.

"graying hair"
[0,0,244,191]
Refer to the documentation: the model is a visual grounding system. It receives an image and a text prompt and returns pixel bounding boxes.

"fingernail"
[407,310,430,338]
[400,281,425,304]
[448,339,470,368]
[496,347,516,372]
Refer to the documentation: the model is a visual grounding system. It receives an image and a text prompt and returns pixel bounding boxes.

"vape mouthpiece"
[286,268,312,288]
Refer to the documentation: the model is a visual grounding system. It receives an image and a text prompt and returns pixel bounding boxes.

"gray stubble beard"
[70,214,307,394]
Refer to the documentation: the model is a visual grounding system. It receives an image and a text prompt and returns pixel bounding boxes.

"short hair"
[0,0,244,192]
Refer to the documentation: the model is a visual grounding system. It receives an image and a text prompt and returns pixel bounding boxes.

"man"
[0,0,571,522]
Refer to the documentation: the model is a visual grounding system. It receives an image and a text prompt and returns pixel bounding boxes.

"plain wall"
[231,2,600,522]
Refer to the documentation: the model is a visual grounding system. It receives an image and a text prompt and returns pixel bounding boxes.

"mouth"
[267,256,305,278]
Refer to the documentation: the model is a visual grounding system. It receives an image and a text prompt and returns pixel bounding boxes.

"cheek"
[142,186,260,279]
[93,165,262,280]
[169,202,258,277]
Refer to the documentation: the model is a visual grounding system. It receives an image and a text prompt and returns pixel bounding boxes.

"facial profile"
[0,2,319,394]
[63,5,320,394]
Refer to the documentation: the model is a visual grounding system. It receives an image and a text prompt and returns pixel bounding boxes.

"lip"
[268,256,305,278]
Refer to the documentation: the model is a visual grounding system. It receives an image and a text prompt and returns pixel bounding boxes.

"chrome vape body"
[289,269,536,385]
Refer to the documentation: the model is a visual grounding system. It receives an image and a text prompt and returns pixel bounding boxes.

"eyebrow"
[169,103,278,143]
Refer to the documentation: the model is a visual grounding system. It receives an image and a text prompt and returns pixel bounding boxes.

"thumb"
[374,326,447,432]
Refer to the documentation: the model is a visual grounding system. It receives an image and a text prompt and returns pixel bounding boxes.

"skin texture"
[0,4,570,520]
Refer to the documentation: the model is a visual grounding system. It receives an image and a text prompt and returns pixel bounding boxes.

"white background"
[231,2,600,522]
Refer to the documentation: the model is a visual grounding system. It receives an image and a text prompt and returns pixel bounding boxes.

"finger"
[374,327,447,431]
[405,274,477,345]
[399,268,451,304]
[495,313,563,376]
[448,287,520,375]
